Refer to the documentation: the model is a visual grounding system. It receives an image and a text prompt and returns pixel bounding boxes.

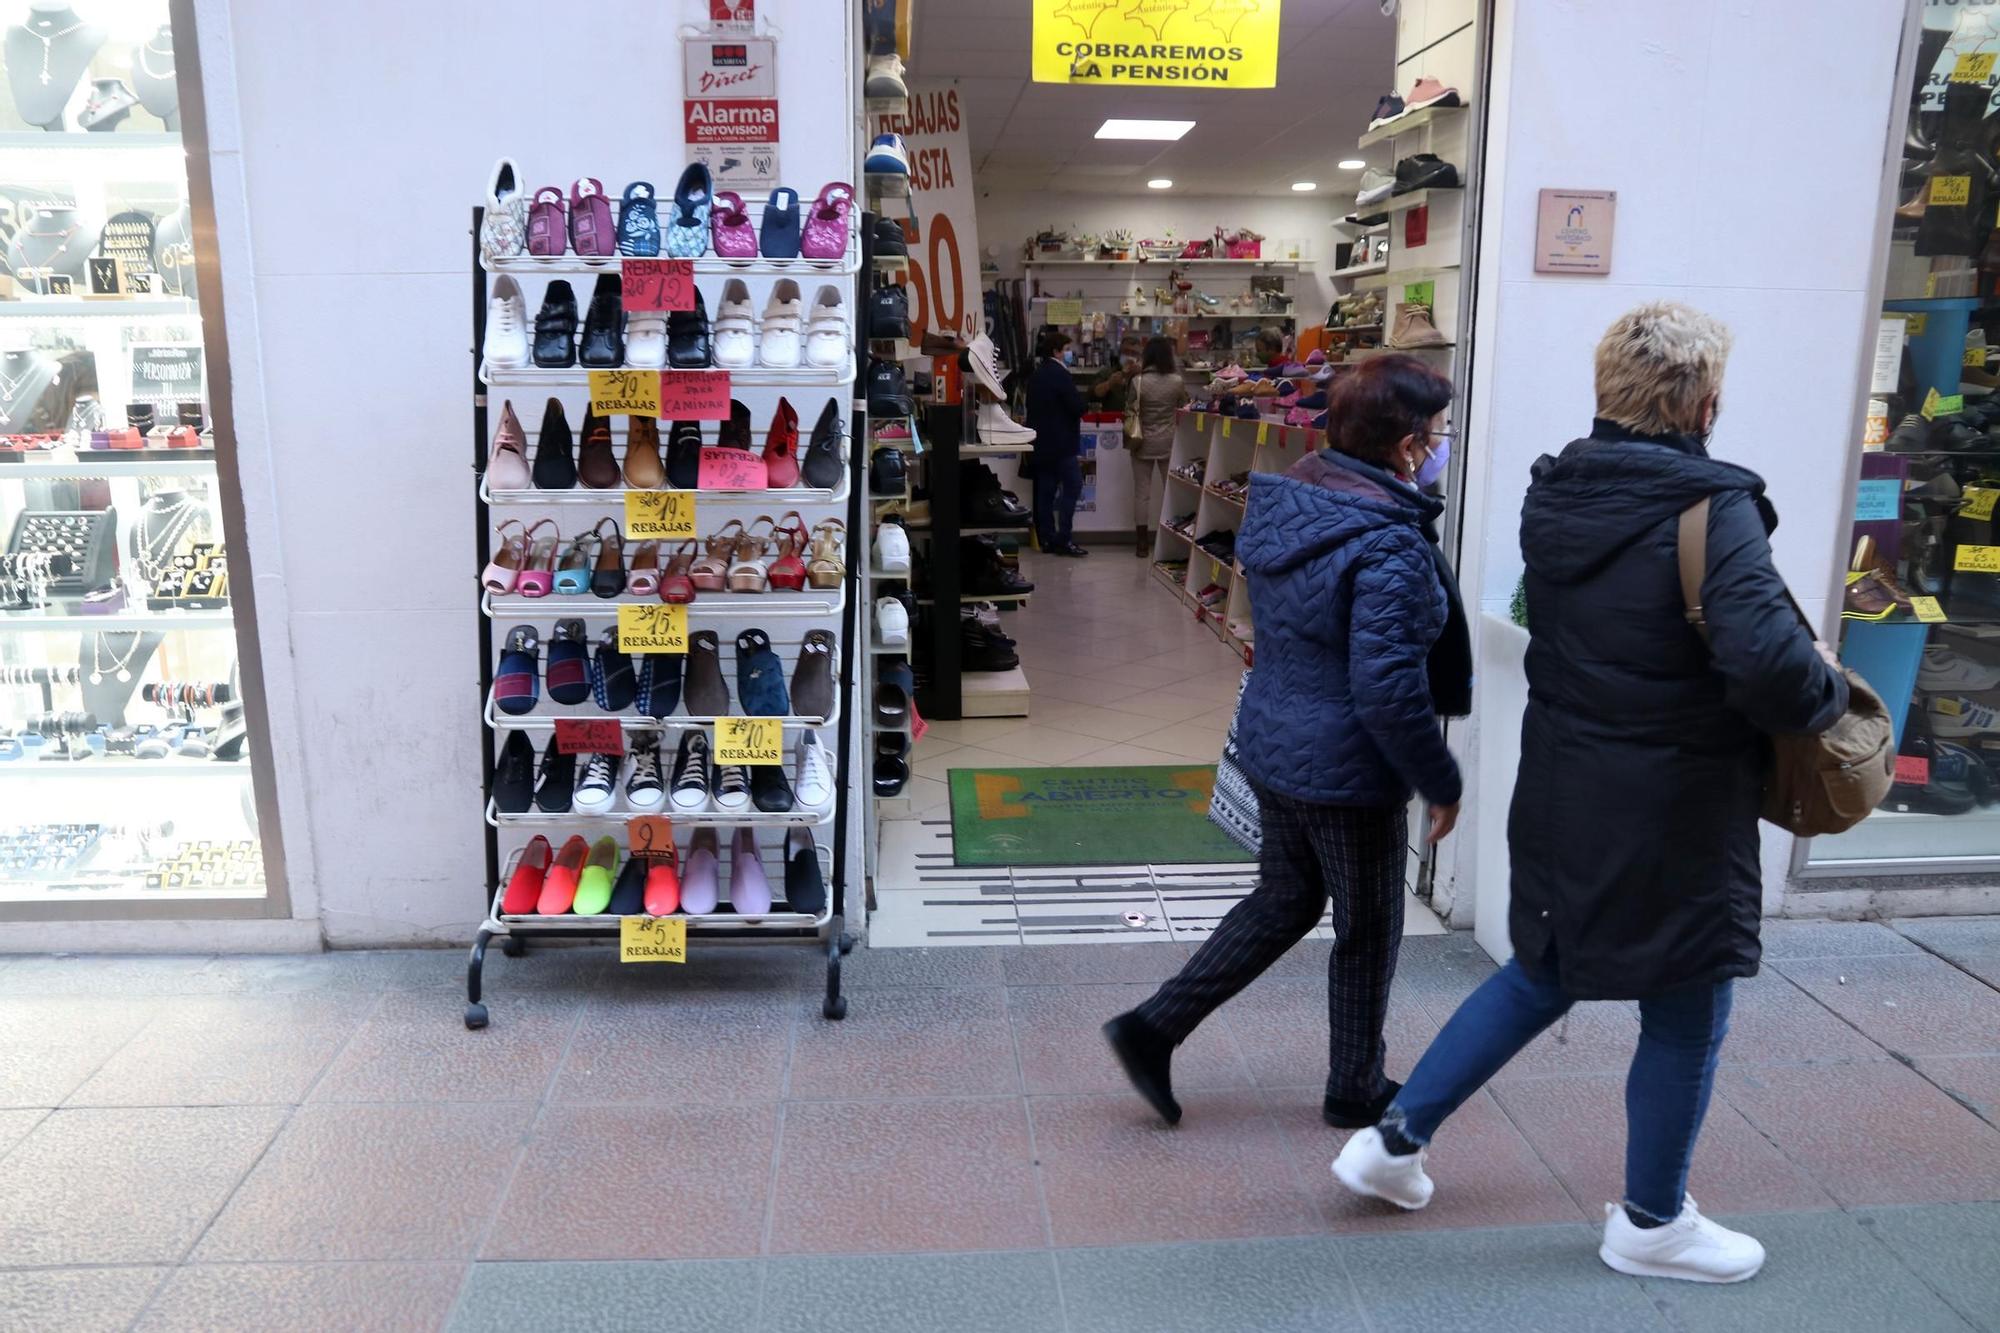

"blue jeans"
[1033,452,1083,550]
[1386,958,1733,1222]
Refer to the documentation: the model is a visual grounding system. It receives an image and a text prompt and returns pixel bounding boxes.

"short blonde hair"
[1593,302,1733,437]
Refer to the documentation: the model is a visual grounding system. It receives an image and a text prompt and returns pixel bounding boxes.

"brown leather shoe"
[578,408,621,489]
[1843,568,1911,621]
[624,415,665,489]
[1388,302,1451,349]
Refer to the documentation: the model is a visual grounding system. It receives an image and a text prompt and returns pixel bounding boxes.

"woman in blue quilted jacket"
[1106,354,1471,1130]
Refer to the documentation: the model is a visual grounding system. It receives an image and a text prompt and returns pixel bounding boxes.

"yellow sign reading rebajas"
[1032,0,1280,88]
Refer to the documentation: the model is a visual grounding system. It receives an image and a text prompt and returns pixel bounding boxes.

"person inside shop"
[1332,302,1849,1286]
[1130,336,1191,556]
[1089,332,1143,414]
[1222,327,1292,396]
[1104,352,1469,1132]
[1025,326,1090,557]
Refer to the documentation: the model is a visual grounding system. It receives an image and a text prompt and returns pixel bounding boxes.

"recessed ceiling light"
[1337,159,1366,170]
[1096,118,1196,141]
[1291,182,1318,192]
[1147,178,1174,190]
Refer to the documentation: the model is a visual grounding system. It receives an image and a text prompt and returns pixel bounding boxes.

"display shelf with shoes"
[1356,101,1467,150]
[486,831,836,928]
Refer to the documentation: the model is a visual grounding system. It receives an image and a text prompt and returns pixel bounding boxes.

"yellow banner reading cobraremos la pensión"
[1032,0,1280,88]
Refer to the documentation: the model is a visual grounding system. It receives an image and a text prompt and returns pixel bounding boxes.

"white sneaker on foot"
[1598,1198,1765,1284]
[1330,1127,1433,1210]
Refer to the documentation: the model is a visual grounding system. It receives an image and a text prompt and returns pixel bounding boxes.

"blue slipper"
[591,628,636,712]
[546,619,592,706]
[735,629,791,716]
[617,181,660,256]
[759,188,801,259]
[495,625,541,716]
[666,163,713,258]
[636,653,683,719]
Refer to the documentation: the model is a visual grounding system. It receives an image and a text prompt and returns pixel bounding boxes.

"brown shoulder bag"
[1677,498,1895,836]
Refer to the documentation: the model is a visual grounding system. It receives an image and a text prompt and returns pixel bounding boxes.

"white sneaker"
[1929,694,2000,737]
[626,313,667,368]
[1918,644,2000,692]
[805,284,851,368]
[875,521,912,575]
[876,595,911,646]
[1330,1127,1433,1210]
[483,275,529,367]
[866,133,910,175]
[794,731,833,808]
[713,278,756,369]
[1598,1199,1765,1284]
[977,399,1036,446]
[865,53,908,99]
[760,280,804,367]
[967,332,1010,400]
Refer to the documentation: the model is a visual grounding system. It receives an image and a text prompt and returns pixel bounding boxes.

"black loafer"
[579,273,625,367]
[532,279,578,367]
[750,762,795,813]
[1103,1011,1181,1125]
[668,288,711,368]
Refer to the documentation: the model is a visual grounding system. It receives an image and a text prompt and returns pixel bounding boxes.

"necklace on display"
[0,361,32,401]
[90,632,142,685]
[138,36,173,79]
[23,20,87,84]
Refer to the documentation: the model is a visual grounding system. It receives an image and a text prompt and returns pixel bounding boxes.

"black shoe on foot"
[1323,1079,1402,1129]
[1103,1011,1181,1125]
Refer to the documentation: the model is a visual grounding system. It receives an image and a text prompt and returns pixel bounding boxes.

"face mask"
[1416,435,1452,488]
[1062,349,1075,366]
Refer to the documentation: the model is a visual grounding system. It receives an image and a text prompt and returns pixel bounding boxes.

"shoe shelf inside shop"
[1152,408,1330,664]
[1332,99,1469,363]
[465,209,860,1027]
[1024,264,1309,378]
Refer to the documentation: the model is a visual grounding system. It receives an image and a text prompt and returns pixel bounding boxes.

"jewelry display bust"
[4,4,107,131]
[4,201,95,288]
[0,348,62,433]
[130,22,177,128]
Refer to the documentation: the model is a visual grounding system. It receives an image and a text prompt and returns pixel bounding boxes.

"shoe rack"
[1355,101,1468,364]
[1151,407,1327,666]
[463,205,864,1028]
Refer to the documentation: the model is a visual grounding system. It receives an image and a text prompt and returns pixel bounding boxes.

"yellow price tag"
[1970,347,1990,369]
[1905,313,1928,336]
[1222,417,1233,437]
[1193,413,1206,431]
[1256,423,1270,445]
[1911,595,1948,623]
[715,716,784,765]
[1955,544,2000,573]
[616,603,688,653]
[1935,695,1965,717]
[624,490,696,539]
[1931,176,1973,208]
[1922,386,1944,421]
[1952,51,1997,83]
[588,369,661,417]
[620,915,686,963]
[1964,487,2000,521]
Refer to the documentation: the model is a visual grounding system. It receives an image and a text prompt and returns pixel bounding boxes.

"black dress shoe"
[802,397,846,488]
[870,447,907,494]
[533,279,578,367]
[750,762,795,813]
[579,273,625,367]
[1103,1011,1181,1125]
[965,487,1031,526]
[667,420,704,488]
[533,396,578,489]
[1324,1079,1402,1129]
[668,287,711,368]
[493,730,536,813]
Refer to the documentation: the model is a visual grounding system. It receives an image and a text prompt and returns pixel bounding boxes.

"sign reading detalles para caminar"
[1031,0,1281,88]
[684,36,778,192]
[869,83,982,346]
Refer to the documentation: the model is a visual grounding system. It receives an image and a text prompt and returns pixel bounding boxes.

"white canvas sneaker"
[483,275,529,367]
[1330,1127,1434,1210]
[760,279,804,367]
[967,331,1010,401]
[805,284,851,368]
[865,53,908,99]
[976,399,1036,446]
[1598,1199,1765,1284]
[794,731,833,808]
[713,278,756,369]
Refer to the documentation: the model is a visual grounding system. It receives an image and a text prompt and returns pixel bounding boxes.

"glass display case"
[0,0,268,909]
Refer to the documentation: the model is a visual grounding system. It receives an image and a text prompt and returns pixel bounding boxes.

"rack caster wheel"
[500,936,525,957]
[464,1002,488,1030]
[822,995,847,1020]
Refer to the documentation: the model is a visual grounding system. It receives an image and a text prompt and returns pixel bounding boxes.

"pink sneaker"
[801,182,855,261]
[1404,76,1462,111]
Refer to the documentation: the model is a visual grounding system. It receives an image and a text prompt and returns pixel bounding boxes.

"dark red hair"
[1325,354,1454,466]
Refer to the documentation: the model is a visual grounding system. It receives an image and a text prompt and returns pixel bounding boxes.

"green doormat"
[947,765,1252,867]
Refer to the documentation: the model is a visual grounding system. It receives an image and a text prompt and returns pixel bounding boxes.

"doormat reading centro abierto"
[947,765,1252,868]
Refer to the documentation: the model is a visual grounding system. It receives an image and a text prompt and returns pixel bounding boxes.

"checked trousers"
[1134,788,1408,1101]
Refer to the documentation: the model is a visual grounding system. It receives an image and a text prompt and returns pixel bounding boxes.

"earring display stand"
[462,198,863,1027]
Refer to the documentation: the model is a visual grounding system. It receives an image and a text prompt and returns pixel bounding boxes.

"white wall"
[1446,0,1909,938]
[197,0,860,945]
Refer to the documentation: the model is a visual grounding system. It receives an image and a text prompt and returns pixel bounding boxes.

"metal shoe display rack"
[461,207,864,1027]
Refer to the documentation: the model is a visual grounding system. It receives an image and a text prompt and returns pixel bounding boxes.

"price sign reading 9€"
[715,717,783,765]
[624,490,695,539]
[617,603,688,653]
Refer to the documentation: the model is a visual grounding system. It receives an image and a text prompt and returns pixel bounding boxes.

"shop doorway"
[868,0,1487,947]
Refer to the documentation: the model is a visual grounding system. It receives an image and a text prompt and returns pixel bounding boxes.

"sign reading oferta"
[1032,0,1280,88]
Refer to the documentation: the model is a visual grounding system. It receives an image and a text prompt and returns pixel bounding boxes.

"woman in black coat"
[1332,302,1849,1285]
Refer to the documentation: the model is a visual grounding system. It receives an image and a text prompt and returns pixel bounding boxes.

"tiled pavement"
[2,921,1998,1331]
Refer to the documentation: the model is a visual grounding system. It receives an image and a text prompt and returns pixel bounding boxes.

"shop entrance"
[866,0,1488,947]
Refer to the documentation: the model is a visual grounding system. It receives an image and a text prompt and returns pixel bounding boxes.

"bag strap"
[1676,498,1712,643]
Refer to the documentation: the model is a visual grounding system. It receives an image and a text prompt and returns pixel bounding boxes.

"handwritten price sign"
[553,718,625,755]
[625,490,697,538]
[661,371,732,420]
[1931,176,1972,208]
[1955,544,2000,574]
[715,716,783,765]
[589,369,662,417]
[697,446,767,489]
[1963,488,2000,522]
[622,259,696,312]
[619,915,687,963]
[628,814,675,858]
[617,603,689,653]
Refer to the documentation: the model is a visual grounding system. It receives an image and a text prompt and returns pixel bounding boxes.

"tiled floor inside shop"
[4,919,1999,1331]
[874,545,1444,944]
